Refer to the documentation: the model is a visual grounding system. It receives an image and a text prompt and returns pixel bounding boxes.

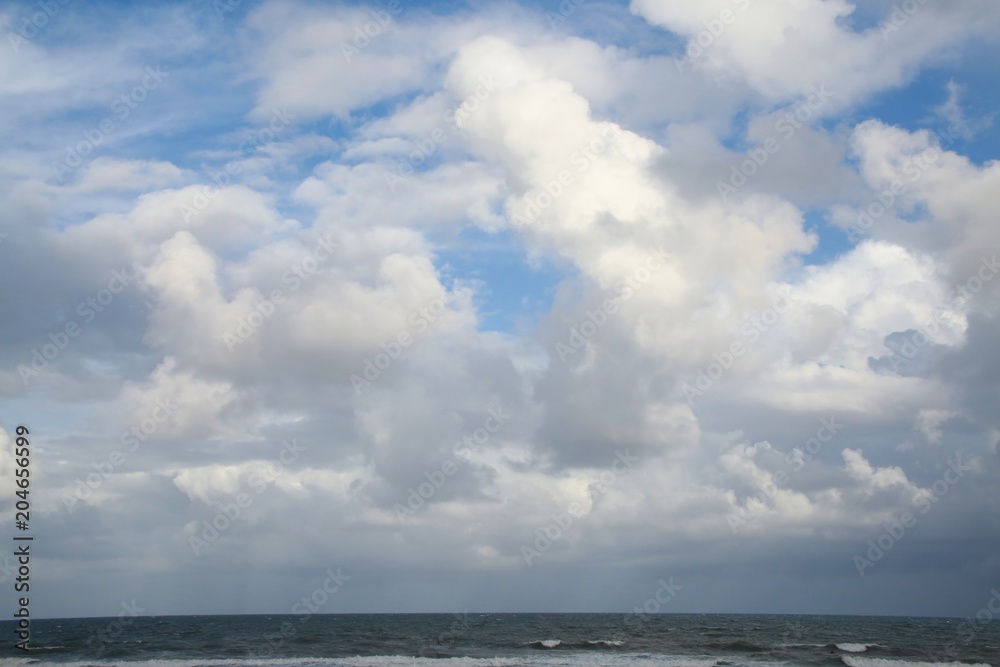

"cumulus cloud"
[0,0,998,619]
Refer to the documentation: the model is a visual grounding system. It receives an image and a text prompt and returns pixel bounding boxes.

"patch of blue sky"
[0,395,85,447]
[844,52,998,166]
[717,96,843,158]
[718,107,759,153]
[801,208,854,268]
[541,0,684,54]
[433,225,573,334]
[833,0,893,33]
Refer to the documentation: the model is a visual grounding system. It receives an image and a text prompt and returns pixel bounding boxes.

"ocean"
[1,614,997,667]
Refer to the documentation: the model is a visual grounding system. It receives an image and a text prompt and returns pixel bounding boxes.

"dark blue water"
[1,614,997,667]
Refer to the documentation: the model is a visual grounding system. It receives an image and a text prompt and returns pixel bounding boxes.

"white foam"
[842,657,992,667]
[538,639,561,648]
[837,644,873,653]
[0,655,726,667]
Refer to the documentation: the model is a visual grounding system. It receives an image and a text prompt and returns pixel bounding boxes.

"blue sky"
[1,0,1000,620]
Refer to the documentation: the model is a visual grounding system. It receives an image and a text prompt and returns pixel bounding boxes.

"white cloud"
[1,0,998,618]
[72,158,187,192]
[630,0,1000,108]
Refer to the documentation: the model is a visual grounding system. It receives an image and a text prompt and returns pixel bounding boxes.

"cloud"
[935,79,994,141]
[630,0,1000,107]
[1,0,998,619]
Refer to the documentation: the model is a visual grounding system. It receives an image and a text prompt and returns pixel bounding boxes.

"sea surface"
[1,614,997,667]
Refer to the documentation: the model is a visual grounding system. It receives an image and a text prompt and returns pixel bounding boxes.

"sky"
[0,0,999,620]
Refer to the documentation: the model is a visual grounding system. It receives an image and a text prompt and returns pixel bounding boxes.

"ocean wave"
[842,658,992,667]
[525,638,624,649]
[0,655,727,667]
[715,641,766,653]
[836,644,875,653]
